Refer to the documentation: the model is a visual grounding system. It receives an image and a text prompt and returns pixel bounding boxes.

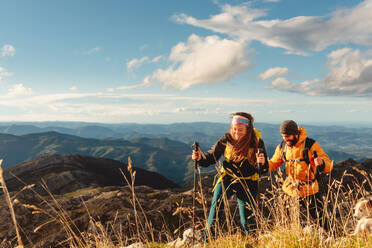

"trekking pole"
[192,141,199,246]
[312,150,323,227]
[312,151,320,179]
[256,148,264,225]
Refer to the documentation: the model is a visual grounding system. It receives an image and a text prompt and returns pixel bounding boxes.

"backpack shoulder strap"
[302,137,320,179]
[305,137,316,149]
[302,137,316,165]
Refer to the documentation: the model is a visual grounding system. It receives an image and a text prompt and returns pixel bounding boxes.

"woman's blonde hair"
[229,112,258,164]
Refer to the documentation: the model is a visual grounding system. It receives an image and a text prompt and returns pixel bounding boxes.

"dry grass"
[0,159,24,248]
[1,157,372,248]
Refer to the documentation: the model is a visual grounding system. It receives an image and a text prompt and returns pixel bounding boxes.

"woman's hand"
[256,152,265,165]
[192,150,201,161]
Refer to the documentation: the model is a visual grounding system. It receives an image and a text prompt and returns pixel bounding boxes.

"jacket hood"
[296,126,308,146]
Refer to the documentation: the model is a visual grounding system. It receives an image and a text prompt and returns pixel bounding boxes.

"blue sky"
[1,0,372,125]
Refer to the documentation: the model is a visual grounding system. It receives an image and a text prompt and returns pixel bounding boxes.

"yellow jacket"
[269,126,333,198]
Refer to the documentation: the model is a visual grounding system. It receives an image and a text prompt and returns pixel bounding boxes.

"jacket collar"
[294,126,307,147]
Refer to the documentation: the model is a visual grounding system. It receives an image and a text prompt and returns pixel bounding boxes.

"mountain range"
[0,121,371,185]
[0,131,192,185]
[0,121,371,157]
[2,154,179,195]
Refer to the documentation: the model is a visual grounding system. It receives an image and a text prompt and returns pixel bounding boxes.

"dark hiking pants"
[299,192,329,231]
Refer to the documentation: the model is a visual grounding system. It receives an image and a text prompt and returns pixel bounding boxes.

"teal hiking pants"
[206,176,258,235]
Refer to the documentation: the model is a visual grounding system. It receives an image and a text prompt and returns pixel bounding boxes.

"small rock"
[166,228,203,248]
[123,242,148,248]
[182,228,203,244]
[166,237,183,247]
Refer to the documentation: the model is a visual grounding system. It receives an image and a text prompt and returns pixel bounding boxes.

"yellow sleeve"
[268,144,284,171]
[311,142,333,173]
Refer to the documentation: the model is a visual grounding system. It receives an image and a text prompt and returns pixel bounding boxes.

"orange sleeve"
[268,144,284,171]
[311,142,333,173]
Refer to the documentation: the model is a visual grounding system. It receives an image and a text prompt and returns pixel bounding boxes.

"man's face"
[281,134,299,147]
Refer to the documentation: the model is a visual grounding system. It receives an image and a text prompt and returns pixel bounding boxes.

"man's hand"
[314,157,323,166]
[312,150,323,166]
[192,151,201,161]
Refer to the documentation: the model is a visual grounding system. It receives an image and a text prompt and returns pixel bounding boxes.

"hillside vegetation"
[0,155,371,247]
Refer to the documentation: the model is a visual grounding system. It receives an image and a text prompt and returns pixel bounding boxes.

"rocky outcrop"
[0,185,185,247]
[0,155,183,247]
[317,158,372,194]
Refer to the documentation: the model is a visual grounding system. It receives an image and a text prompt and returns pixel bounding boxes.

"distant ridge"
[0,122,370,185]
[2,154,180,195]
[0,122,371,160]
[0,131,191,185]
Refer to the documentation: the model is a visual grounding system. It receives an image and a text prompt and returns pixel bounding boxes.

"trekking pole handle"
[192,141,199,151]
[257,148,264,165]
[192,141,200,164]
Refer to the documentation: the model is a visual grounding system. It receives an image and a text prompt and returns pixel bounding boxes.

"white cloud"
[151,34,251,90]
[267,48,372,96]
[151,55,163,63]
[7,84,34,97]
[127,55,163,70]
[327,48,352,64]
[0,91,276,123]
[1,44,16,57]
[87,47,101,54]
[267,77,292,89]
[107,76,151,92]
[174,0,372,54]
[259,67,289,80]
[0,67,13,82]
[0,92,101,106]
[319,48,372,96]
[127,57,149,70]
[0,89,371,122]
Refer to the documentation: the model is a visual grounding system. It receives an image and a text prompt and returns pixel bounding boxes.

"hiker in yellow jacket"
[192,112,269,237]
[257,120,333,229]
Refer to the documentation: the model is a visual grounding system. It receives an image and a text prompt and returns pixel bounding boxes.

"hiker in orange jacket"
[257,120,333,229]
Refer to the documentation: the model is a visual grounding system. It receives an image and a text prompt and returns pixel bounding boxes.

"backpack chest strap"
[281,138,317,178]
[281,138,312,165]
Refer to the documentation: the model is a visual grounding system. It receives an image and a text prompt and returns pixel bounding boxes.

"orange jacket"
[269,126,333,198]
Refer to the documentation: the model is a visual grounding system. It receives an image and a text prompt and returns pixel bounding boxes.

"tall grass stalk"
[0,159,24,248]
[39,178,88,247]
[120,156,155,243]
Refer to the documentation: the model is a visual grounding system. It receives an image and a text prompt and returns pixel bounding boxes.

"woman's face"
[231,124,247,141]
